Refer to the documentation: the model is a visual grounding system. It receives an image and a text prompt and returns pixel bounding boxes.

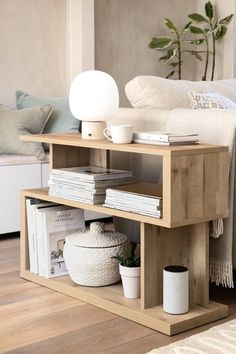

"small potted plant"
[112,243,140,299]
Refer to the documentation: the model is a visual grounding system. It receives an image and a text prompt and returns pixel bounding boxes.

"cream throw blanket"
[166,108,236,288]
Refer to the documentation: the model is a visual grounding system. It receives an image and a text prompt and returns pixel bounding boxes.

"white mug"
[103,125,133,144]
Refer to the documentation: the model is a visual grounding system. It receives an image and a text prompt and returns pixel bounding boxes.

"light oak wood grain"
[19,133,229,336]
[20,132,228,157]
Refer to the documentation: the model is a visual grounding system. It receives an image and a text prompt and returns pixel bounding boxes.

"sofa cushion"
[125,76,236,109]
[0,153,49,166]
[189,91,236,110]
[0,105,52,160]
[16,90,80,134]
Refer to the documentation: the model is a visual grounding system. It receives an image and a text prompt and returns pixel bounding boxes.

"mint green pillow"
[16,91,80,134]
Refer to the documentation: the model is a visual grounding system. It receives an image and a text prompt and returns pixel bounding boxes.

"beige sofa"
[109,75,236,288]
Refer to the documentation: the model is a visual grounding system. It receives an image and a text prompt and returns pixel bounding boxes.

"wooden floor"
[1,235,236,354]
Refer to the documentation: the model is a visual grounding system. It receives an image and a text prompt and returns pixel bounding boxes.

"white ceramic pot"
[119,264,140,299]
[163,265,189,315]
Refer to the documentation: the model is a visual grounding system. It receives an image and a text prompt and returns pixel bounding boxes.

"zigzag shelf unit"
[20,133,229,336]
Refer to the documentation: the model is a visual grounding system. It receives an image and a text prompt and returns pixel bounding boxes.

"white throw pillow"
[125,76,236,109]
[189,91,236,110]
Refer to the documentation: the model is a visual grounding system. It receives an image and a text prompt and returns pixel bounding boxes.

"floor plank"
[1,234,236,354]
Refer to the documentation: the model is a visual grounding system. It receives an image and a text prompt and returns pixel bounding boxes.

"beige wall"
[0,0,67,107]
[95,0,197,106]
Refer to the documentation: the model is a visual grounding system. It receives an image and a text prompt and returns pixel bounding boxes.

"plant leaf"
[190,52,203,61]
[164,49,177,63]
[215,25,227,39]
[188,13,208,23]
[212,19,219,30]
[170,62,179,67]
[149,37,174,49]
[182,21,192,33]
[204,27,211,34]
[166,70,176,79]
[164,18,177,33]
[189,38,205,45]
[111,255,124,264]
[189,25,205,34]
[219,14,234,25]
[159,54,168,61]
[205,1,214,19]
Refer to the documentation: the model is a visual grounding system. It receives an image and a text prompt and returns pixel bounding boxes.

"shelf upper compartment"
[20,132,229,226]
[20,133,228,157]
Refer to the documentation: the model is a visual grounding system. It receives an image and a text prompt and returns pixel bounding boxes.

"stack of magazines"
[132,131,199,145]
[104,182,162,217]
[48,166,133,204]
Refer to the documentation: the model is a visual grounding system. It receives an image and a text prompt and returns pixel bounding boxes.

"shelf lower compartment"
[21,270,229,336]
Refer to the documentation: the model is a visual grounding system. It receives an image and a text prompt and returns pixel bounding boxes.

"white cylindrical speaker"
[163,265,189,315]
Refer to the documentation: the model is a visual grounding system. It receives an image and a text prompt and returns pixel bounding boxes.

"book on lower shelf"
[104,182,162,217]
[26,199,58,274]
[132,131,199,145]
[49,165,134,204]
[26,199,85,278]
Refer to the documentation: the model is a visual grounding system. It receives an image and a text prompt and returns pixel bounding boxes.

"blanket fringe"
[210,219,224,238]
[210,258,234,288]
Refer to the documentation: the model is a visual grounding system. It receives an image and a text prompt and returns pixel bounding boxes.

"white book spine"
[134,133,170,142]
[35,209,46,276]
[105,198,161,211]
[106,191,162,207]
[26,199,37,273]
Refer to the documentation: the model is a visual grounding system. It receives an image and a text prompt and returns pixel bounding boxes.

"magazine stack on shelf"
[104,182,162,217]
[26,198,84,278]
[132,131,199,145]
[48,166,133,204]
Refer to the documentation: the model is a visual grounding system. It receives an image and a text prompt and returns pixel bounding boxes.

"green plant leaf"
[164,18,177,33]
[111,255,124,264]
[170,62,179,67]
[134,256,141,267]
[188,13,208,23]
[164,49,177,63]
[166,70,176,79]
[215,25,227,39]
[159,54,168,61]
[204,27,211,34]
[189,25,205,34]
[219,14,234,25]
[190,52,203,61]
[189,38,205,45]
[182,21,192,33]
[212,19,219,30]
[149,37,174,49]
[205,1,214,19]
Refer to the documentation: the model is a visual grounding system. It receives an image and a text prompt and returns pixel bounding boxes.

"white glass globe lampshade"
[69,70,119,139]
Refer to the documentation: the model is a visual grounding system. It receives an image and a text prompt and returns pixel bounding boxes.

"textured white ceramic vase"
[163,265,189,315]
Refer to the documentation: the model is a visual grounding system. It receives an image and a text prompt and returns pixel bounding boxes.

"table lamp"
[69,70,119,139]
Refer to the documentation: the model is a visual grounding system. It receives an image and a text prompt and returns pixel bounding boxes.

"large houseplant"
[149,1,233,80]
[112,243,140,299]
